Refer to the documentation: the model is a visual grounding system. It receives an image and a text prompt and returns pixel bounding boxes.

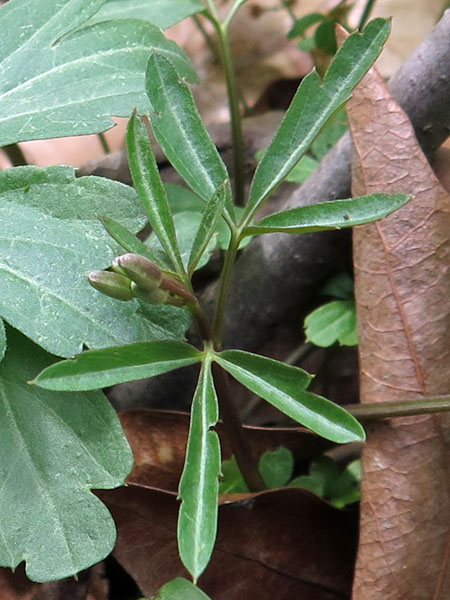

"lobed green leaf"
[146,54,233,221]
[127,112,184,274]
[215,350,365,443]
[259,447,294,489]
[0,319,5,363]
[305,300,358,347]
[0,166,190,358]
[243,193,410,236]
[0,326,133,581]
[0,0,196,146]
[85,0,204,30]
[32,341,202,391]
[243,19,391,221]
[178,359,220,581]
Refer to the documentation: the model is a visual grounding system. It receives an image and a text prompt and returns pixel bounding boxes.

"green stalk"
[201,0,264,493]
[358,0,377,30]
[204,10,246,207]
[192,14,218,57]
[280,0,297,24]
[212,232,240,346]
[97,132,111,154]
[346,395,450,421]
[223,0,249,29]
[204,0,220,22]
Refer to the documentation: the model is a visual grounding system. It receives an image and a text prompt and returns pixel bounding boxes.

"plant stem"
[358,0,377,30]
[98,132,111,154]
[190,301,213,341]
[2,143,28,166]
[192,14,218,57]
[346,395,450,421]
[212,233,240,346]
[202,0,264,494]
[280,0,297,24]
[284,341,315,366]
[212,363,266,491]
[223,0,249,29]
[204,0,220,22]
[205,11,246,206]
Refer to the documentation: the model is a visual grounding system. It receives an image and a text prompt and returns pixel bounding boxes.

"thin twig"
[346,395,450,421]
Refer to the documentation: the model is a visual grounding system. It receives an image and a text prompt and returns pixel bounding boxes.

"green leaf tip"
[32,341,203,392]
[244,18,391,220]
[145,53,232,220]
[178,360,220,580]
[215,350,365,444]
[126,112,185,274]
[243,193,410,236]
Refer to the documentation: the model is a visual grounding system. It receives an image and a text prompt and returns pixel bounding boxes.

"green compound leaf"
[305,300,358,347]
[146,54,233,221]
[85,0,204,30]
[0,319,6,363]
[0,166,190,358]
[243,193,409,236]
[0,0,196,146]
[178,359,220,581]
[153,578,212,600]
[127,112,185,275]
[244,18,391,221]
[32,341,202,391]
[215,350,365,444]
[0,326,133,582]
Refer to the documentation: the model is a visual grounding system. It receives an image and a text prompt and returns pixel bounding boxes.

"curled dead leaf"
[345,33,450,600]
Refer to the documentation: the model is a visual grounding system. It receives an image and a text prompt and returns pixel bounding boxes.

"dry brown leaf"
[346,56,450,598]
[100,485,357,599]
[119,409,334,492]
[0,565,107,600]
[0,567,38,600]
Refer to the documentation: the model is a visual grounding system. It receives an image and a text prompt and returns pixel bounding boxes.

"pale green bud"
[88,271,134,301]
[114,253,162,291]
[130,282,169,305]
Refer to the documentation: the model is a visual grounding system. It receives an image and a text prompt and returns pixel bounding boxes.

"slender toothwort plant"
[0,0,426,590]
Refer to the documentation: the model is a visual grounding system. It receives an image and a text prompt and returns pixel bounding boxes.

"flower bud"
[130,282,169,305]
[113,253,162,291]
[110,257,129,278]
[88,271,134,301]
